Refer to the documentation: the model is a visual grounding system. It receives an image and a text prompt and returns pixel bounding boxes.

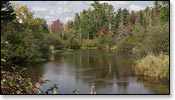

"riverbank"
[135,53,169,80]
[28,49,76,63]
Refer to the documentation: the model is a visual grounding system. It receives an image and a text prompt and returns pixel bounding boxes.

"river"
[24,50,169,94]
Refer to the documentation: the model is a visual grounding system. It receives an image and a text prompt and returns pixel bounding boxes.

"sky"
[11,1,154,25]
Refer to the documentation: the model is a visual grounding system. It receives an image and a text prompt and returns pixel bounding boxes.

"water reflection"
[24,63,45,83]
[49,54,55,61]
[27,50,169,94]
[137,76,169,94]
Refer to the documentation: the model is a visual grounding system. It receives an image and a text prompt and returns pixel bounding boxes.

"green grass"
[65,48,74,51]
[28,57,46,63]
[51,49,63,54]
[135,53,169,80]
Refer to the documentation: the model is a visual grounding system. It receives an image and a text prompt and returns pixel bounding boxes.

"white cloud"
[56,7,71,14]
[44,15,51,19]
[114,1,130,5]
[49,8,71,15]
[100,1,129,5]
[129,5,144,12]
[98,1,131,10]
[65,17,73,22]
[50,9,54,14]
[57,1,68,5]
[32,7,48,12]
[99,1,130,6]
[83,1,93,5]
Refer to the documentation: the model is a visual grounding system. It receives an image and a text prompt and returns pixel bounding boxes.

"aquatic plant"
[135,53,169,80]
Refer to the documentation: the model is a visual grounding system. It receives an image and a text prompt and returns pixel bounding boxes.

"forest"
[1,1,169,94]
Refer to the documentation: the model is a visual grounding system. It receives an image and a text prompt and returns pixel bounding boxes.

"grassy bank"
[28,57,47,63]
[135,53,169,80]
[51,49,64,54]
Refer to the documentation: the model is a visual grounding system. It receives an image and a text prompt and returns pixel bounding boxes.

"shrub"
[61,36,80,49]
[135,53,169,79]
[117,35,135,52]
[81,39,97,48]
[1,64,59,94]
[1,62,78,94]
[144,23,169,54]
[110,45,118,52]
[1,66,39,94]
[116,24,146,52]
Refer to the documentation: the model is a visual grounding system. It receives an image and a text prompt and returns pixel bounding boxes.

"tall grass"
[135,53,169,80]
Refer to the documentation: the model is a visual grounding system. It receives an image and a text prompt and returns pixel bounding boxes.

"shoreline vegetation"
[1,1,169,94]
[135,53,169,80]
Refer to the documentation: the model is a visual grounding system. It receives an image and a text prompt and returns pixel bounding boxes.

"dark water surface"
[25,50,169,94]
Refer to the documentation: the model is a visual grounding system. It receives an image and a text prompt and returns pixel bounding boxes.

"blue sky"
[11,1,154,25]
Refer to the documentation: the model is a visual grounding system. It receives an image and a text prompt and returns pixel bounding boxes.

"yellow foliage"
[135,53,169,79]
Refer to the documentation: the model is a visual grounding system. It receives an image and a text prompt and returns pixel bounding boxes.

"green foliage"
[1,4,62,64]
[80,33,116,50]
[61,36,80,49]
[39,34,61,58]
[97,34,105,49]
[97,34,105,44]
[159,1,169,22]
[43,84,58,94]
[105,34,115,45]
[1,67,60,94]
[138,10,146,27]
[51,50,63,55]
[63,1,169,57]
[1,1,16,22]
[116,25,144,52]
[1,58,60,94]
[159,6,169,22]
[117,36,135,52]
[135,53,169,79]
[122,8,130,26]
[28,57,46,63]
[116,23,169,56]
[72,90,79,94]
[1,22,41,62]
[144,23,169,54]
[1,66,38,94]
[70,1,115,40]
[81,39,98,49]
[1,59,81,94]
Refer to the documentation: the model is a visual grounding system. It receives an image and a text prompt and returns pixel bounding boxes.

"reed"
[135,53,169,79]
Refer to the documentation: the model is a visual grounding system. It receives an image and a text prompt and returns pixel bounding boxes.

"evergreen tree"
[1,1,16,22]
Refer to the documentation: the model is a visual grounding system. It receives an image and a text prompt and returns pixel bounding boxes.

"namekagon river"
[25,50,169,94]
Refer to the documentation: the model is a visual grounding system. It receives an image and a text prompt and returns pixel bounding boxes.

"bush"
[81,39,98,49]
[61,36,80,49]
[1,59,79,94]
[117,35,135,52]
[116,23,169,56]
[1,59,59,94]
[1,66,40,94]
[116,24,146,52]
[110,45,118,52]
[1,22,41,61]
[1,60,79,94]
[135,53,169,79]
[144,23,169,54]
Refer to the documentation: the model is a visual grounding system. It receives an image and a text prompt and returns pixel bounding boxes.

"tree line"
[1,1,169,63]
[51,1,169,55]
[1,1,169,64]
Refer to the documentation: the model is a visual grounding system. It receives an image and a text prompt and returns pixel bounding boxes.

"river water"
[25,50,169,94]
